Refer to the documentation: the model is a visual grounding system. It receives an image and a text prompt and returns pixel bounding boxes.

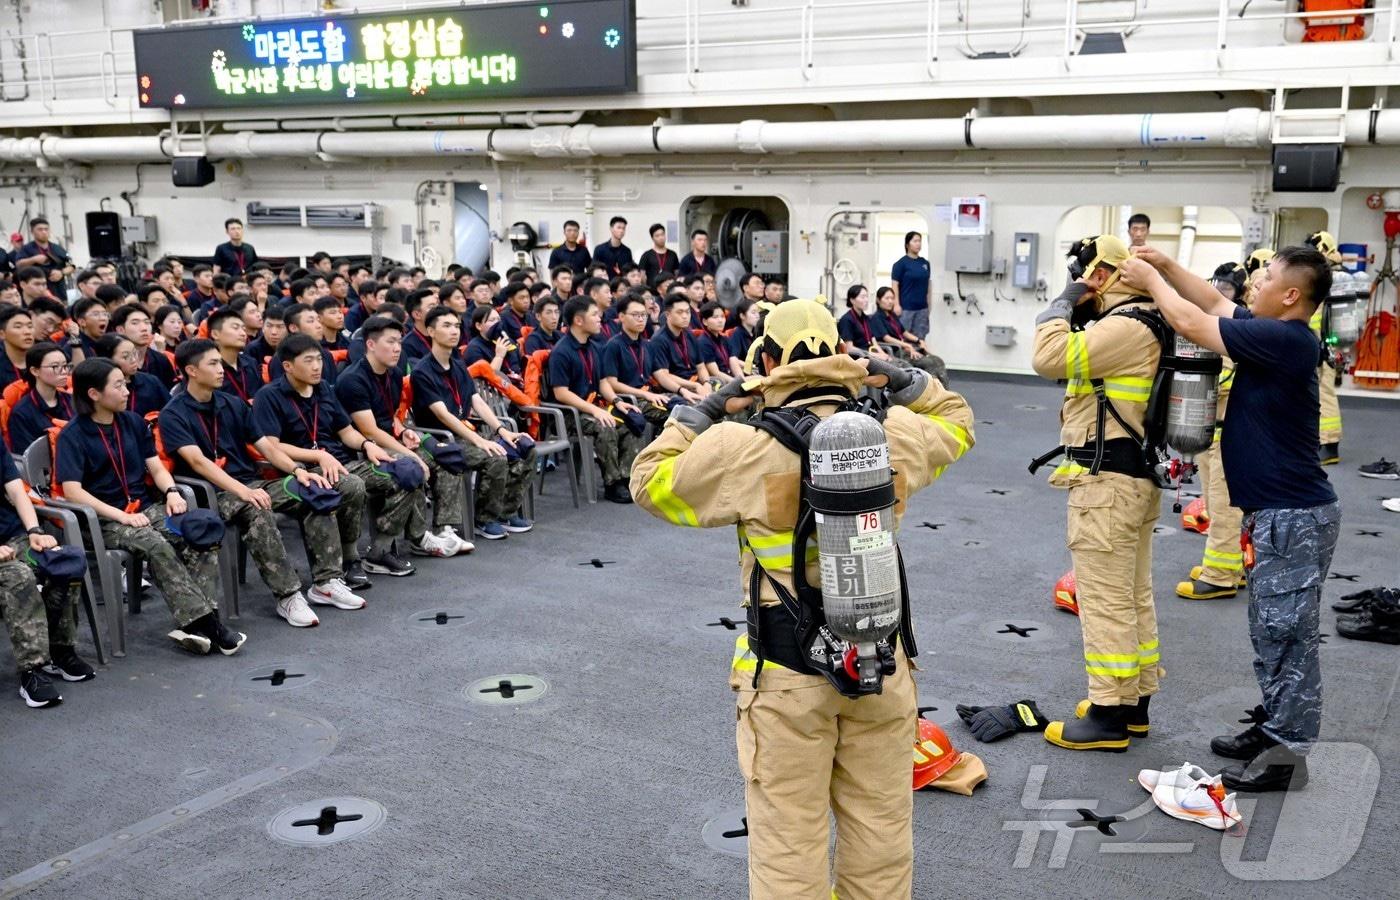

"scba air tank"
[1164,335,1221,458]
[808,411,901,662]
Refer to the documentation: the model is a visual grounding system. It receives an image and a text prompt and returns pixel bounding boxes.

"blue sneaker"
[501,515,533,534]
[474,521,507,540]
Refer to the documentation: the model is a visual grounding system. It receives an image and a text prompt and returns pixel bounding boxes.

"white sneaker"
[1152,773,1242,831]
[409,531,455,558]
[438,526,475,555]
[276,591,320,627]
[1137,762,1210,794]
[308,579,367,610]
[1383,497,1400,513]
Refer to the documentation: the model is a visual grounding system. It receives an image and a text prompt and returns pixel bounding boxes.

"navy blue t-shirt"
[409,352,477,425]
[547,243,592,276]
[139,349,178,390]
[591,242,634,276]
[837,310,878,350]
[251,378,355,464]
[401,327,433,367]
[6,389,74,455]
[157,391,261,483]
[54,413,157,509]
[547,332,602,399]
[891,255,931,311]
[1218,308,1336,512]
[0,443,26,540]
[497,307,530,343]
[126,371,169,417]
[698,329,731,371]
[218,353,265,405]
[649,327,702,380]
[601,332,653,389]
[464,334,522,377]
[336,357,403,434]
[726,326,757,366]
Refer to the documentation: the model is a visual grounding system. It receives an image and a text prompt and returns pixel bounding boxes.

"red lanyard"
[195,405,220,456]
[96,421,132,506]
[626,337,647,379]
[579,341,596,387]
[7,359,22,384]
[855,312,872,346]
[291,393,320,448]
[33,390,72,422]
[672,331,691,369]
[375,370,398,420]
[127,379,139,411]
[223,361,251,401]
[884,311,904,339]
[233,248,245,271]
[707,331,729,366]
[441,366,465,415]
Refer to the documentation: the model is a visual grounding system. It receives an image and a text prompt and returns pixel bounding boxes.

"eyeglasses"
[40,363,73,374]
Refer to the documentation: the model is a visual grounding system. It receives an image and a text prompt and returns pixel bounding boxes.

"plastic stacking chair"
[173,476,242,620]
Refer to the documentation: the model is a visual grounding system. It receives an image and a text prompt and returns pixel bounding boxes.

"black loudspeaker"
[172,156,216,188]
[1271,144,1342,192]
[85,211,122,258]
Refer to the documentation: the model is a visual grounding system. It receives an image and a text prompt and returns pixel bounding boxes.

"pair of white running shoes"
[1137,763,1243,831]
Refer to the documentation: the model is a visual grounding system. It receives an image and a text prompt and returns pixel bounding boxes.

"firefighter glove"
[861,354,914,393]
[693,376,756,423]
[1034,282,1092,327]
[956,700,1048,742]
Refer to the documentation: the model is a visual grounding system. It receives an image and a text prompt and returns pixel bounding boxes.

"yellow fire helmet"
[760,298,840,367]
[1306,231,1341,264]
[1068,234,1131,292]
[1244,247,1275,275]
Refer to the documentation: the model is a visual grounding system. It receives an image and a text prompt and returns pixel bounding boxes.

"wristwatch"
[26,526,42,536]
[165,485,181,495]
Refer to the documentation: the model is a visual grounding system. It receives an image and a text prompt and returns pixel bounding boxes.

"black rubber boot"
[1074,695,1149,735]
[1045,703,1130,752]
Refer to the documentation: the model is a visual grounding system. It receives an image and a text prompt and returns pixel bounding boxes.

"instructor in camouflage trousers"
[1122,245,1340,793]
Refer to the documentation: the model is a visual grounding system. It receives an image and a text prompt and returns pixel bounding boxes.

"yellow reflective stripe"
[744,530,818,571]
[1310,307,1323,332]
[1086,665,1141,678]
[1319,417,1342,428]
[1066,333,1089,381]
[1065,376,1150,403]
[925,415,971,460]
[1053,461,1088,477]
[1137,639,1160,666]
[1202,549,1244,571]
[643,457,700,527]
[746,531,790,549]
[1066,378,1093,396]
[931,464,947,482]
[1219,368,1235,389]
[1086,651,1139,664]
[732,634,756,671]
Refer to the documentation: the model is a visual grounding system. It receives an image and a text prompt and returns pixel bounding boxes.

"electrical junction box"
[1012,232,1039,288]
[950,196,989,236]
[946,233,993,274]
[986,325,1017,347]
[751,230,788,274]
[120,216,158,243]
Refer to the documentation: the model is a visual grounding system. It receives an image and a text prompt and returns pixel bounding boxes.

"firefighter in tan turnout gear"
[1030,235,1163,751]
[631,299,974,900]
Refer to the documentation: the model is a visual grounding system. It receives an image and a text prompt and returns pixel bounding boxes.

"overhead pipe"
[1177,205,1199,266]
[2,106,1397,166]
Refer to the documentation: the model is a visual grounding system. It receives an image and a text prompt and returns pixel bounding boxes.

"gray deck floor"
[2,374,1397,900]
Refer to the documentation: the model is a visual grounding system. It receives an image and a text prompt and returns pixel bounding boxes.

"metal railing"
[0,0,1396,110]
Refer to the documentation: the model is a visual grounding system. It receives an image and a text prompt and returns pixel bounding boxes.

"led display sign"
[133,0,635,110]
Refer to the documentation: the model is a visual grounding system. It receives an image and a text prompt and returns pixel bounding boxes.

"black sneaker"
[167,622,213,655]
[342,560,372,590]
[1359,457,1400,480]
[1333,588,1379,613]
[203,611,247,656]
[42,646,96,682]
[363,548,415,577]
[19,668,62,708]
[604,481,634,505]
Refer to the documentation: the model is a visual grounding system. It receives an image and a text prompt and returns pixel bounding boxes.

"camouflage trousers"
[99,501,217,628]
[570,413,641,485]
[405,446,465,539]
[0,535,80,671]
[240,476,345,586]
[462,441,534,524]
[319,460,417,556]
[302,468,367,570]
[1244,501,1341,753]
[214,486,309,599]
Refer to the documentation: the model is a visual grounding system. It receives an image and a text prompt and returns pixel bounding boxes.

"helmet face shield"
[1212,278,1238,302]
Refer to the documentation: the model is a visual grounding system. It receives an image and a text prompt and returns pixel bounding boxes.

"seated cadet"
[206,307,264,405]
[549,297,643,505]
[8,343,74,454]
[400,288,439,365]
[837,284,894,360]
[26,297,73,359]
[282,302,341,386]
[439,283,469,318]
[682,276,708,329]
[870,286,948,382]
[464,305,523,382]
[524,296,563,355]
[649,294,710,402]
[580,278,617,340]
[697,302,736,384]
[92,333,167,416]
[112,305,177,390]
[348,301,405,365]
[70,298,110,362]
[315,296,350,353]
[410,307,534,540]
[160,339,365,628]
[252,334,417,579]
[726,299,762,378]
[58,359,245,656]
[230,294,264,346]
[336,315,473,558]
[343,279,382,333]
[601,292,679,429]
[526,282,551,324]
[152,304,188,354]
[468,278,495,309]
[0,305,35,390]
[245,304,284,368]
[496,282,532,343]
[0,439,93,707]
